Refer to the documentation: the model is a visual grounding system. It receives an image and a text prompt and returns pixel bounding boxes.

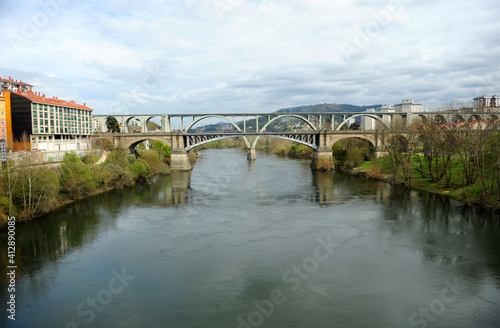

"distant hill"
[191,103,382,132]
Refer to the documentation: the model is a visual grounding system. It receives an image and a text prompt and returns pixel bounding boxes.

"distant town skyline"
[1,0,499,115]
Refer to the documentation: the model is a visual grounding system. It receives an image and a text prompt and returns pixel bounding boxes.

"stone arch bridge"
[92,130,393,172]
[91,111,498,171]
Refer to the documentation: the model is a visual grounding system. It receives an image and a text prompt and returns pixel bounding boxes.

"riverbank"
[342,156,500,212]
[0,143,196,228]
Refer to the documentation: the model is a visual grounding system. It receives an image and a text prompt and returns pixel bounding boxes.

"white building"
[361,100,421,130]
[361,104,394,130]
[92,118,102,132]
[473,95,499,111]
[0,76,33,93]
[395,99,422,113]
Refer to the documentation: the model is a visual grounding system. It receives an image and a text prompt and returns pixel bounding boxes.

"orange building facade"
[0,92,6,144]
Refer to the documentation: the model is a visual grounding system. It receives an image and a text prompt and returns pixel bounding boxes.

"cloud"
[1,0,499,114]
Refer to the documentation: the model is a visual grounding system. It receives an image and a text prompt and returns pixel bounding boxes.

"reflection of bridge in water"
[165,170,395,207]
[92,111,499,171]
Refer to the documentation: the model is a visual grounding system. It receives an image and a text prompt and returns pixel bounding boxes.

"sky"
[1,0,499,115]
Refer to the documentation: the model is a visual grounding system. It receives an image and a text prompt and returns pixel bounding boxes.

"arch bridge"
[91,111,499,172]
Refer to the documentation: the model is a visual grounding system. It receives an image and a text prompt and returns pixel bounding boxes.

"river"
[1,149,500,328]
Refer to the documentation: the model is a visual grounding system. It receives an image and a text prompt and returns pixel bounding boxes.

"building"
[361,100,422,130]
[3,90,93,151]
[92,117,102,132]
[394,99,422,113]
[473,95,499,110]
[361,104,394,130]
[0,76,33,93]
[0,92,6,142]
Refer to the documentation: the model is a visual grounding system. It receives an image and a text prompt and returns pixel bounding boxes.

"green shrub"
[60,157,96,199]
[131,158,151,180]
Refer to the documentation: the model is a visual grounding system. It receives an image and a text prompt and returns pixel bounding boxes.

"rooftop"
[11,90,93,111]
[0,76,33,86]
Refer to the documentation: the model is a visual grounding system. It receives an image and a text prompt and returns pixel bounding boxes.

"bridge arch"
[434,115,447,124]
[187,134,318,151]
[330,135,377,149]
[258,114,317,133]
[145,116,162,132]
[415,114,429,125]
[125,116,144,133]
[251,114,318,148]
[468,114,481,123]
[452,114,465,123]
[185,115,251,148]
[336,114,389,131]
[125,137,172,153]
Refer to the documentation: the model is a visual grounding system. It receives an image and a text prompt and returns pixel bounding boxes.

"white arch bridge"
[91,111,499,171]
[92,111,404,134]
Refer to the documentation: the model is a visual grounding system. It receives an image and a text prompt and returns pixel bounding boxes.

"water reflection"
[1,150,499,327]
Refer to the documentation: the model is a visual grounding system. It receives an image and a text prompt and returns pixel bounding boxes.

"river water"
[1,149,500,328]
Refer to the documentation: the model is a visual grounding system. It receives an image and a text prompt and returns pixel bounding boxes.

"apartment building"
[4,90,93,151]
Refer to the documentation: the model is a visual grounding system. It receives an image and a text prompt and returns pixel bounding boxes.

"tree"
[59,153,96,199]
[106,116,121,133]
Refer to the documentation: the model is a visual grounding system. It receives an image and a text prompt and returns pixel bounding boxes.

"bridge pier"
[247,147,256,160]
[311,147,334,171]
[373,146,388,159]
[170,149,192,172]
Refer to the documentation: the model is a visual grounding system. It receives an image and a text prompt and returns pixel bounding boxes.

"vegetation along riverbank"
[332,123,500,212]
[0,140,184,227]
[195,126,500,212]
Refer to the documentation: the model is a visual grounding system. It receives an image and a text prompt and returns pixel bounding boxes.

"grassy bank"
[358,155,500,211]
[0,144,176,227]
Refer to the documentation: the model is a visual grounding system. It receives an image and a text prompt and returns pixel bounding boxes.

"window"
[33,119,37,125]
[1,120,4,124]
[1,129,4,133]
[33,111,37,118]
[34,127,38,133]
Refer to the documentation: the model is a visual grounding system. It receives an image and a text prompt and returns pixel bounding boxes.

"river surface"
[1,149,500,328]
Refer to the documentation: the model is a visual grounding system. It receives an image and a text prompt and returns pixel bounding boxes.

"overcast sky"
[1,0,499,115]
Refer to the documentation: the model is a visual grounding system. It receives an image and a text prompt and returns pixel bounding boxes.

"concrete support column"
[310,147,334,171]
[170,149,192,172]
[247,147,256,160]
[373,146,388,159]
[162,115,172,132]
